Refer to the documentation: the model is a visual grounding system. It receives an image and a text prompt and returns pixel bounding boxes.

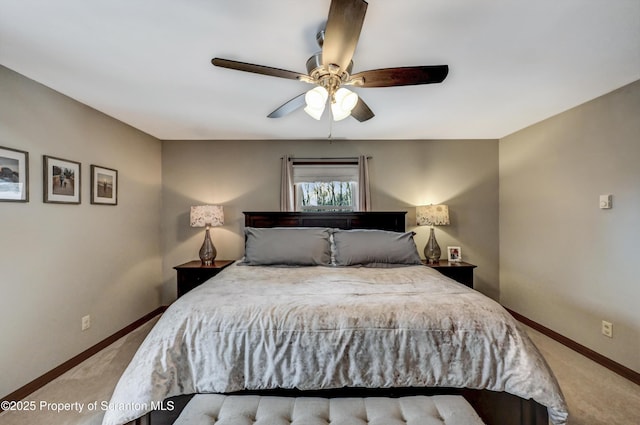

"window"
[281,156,370,212]
[297,181,356,212]
[292,162,359,212]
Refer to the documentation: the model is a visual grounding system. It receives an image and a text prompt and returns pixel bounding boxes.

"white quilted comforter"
[102,264,568,425]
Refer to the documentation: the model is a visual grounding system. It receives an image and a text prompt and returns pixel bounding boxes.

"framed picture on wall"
[447,246,462,262]
[0,145,29,202]
[90,165,118,205]
[43,155,81,204]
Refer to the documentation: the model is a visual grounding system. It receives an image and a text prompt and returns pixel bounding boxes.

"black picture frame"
[43,155,81,204]
[90,165,118,205]
[0,146,29,202]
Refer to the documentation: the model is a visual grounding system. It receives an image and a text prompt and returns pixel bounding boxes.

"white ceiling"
[1,0,639,141]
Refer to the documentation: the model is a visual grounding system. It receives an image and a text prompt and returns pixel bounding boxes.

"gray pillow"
[243,227,332,266]
[333,229,422,267]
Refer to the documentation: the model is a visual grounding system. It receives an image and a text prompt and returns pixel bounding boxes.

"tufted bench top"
[173,394,486,425]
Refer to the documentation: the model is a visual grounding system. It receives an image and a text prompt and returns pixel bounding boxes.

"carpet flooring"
[1,317,638,425]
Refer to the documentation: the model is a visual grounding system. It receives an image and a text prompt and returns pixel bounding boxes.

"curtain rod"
[282,156,372,161]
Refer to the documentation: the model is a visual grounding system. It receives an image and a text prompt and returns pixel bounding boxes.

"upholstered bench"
[173,394,486,425]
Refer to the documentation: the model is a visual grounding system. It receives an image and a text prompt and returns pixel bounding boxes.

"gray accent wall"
[161,139,499,303]
[499,80,640,372]
[0,66,163,397]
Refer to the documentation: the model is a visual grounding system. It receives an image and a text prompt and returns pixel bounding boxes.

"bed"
[102,211,567,425]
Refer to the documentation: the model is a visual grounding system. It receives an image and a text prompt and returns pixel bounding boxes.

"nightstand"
[423,260,477,288]
[174,260,234,298]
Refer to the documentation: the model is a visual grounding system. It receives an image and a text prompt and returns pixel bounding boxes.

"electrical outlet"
[81,315,91,331]
[601,320,612,338]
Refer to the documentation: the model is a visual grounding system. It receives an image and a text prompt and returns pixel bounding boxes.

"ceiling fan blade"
[322,0,368,72]
[212,58,308,81]
[267,93,307,118]
[351,65,449,88]
[350,97,374,122]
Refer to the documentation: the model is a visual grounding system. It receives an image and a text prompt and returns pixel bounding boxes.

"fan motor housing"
[306,52,353,79]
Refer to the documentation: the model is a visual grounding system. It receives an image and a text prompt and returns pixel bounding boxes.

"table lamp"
[416,204,450,263]
[190,205,224,265]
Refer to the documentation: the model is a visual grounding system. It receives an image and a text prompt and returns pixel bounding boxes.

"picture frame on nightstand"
[447,246,461,262]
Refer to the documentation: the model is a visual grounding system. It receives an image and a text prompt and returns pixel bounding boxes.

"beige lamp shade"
[190,205,224,227]
[416,204,450,226]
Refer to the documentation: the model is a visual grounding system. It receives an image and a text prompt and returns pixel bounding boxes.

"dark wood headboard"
[244,211,406,232]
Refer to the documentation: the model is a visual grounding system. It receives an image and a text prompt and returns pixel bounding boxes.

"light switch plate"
[599,194,612,209]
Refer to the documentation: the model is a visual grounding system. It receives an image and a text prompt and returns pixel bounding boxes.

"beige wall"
[161,139,499,303]
[499,80,640,372]
[0,66,163,397]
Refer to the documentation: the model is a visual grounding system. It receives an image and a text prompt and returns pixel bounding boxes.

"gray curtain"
[358,155,371,211]
[280,155,294,211]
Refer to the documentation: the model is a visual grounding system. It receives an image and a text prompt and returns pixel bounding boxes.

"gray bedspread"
[101,263,568,425]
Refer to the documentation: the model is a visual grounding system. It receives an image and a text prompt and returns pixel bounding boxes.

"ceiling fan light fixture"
[330,87,358,121]
[304,86,329,120]
[304,105,325,120]
[330,102,351,121]
[334,87,358,111]
[305,86,329,109]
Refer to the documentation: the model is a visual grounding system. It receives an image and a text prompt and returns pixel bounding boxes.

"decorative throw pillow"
[243,227,332,266]
[333,229,422,267]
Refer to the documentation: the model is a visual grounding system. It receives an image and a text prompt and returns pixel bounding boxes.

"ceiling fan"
[211,0,449,122]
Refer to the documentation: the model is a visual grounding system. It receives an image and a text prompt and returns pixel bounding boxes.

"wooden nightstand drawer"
[174,260,234,298]
[423,260,477,288]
